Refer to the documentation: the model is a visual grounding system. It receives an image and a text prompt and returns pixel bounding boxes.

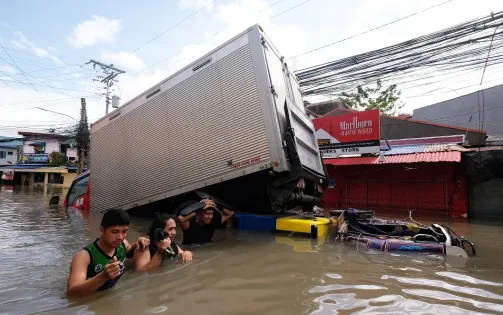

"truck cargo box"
[90,24,328,214]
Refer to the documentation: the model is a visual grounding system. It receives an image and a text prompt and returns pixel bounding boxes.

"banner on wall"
[1,170,14,180]
[313,109,381,156]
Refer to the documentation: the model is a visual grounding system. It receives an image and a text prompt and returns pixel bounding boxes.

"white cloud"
[11,39,26,50]
[10,31,63,65]
[0,64,16,74]
[209,0,315,70]
[101,51,145,72]
[178,0,214,10]
[67,15,122,49]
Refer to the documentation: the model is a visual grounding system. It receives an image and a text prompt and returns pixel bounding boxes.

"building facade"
[413,84,503,135]
[0,132,81,189]
[18,131,77,164]
[0,136,23,167]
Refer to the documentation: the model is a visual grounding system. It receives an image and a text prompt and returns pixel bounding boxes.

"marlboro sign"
[313,109,380,155]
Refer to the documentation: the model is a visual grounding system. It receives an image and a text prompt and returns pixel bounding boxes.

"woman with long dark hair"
[134,213,193,272]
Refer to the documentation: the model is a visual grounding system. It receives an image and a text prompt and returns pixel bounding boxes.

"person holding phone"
[134,213,193,272]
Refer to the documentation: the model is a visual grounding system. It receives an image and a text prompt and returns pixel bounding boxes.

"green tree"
[340,79,404,115]
[49,151,65,167]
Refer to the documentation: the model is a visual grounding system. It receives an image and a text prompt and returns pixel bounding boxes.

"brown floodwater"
[1,186,503,315]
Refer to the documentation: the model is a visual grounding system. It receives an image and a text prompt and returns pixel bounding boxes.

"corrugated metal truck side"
[90,24,328,214]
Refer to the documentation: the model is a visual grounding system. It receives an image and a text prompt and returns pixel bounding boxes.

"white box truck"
[89,24,328,214]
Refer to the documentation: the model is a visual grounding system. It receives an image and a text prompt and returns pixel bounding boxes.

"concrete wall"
[380,116,485,146]
[469,178,503,220]
[67,148,77,160]
[413,84,503,135]
[23,138,60,154]
[0,147,17,166]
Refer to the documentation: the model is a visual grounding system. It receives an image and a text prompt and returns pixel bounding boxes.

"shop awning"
[29,142,46,146]
[324,151,461,166]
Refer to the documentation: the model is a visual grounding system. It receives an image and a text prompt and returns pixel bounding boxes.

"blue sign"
[22,154,49,163]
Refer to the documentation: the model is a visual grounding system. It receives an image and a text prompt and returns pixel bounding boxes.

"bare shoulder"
[70,249,91,268]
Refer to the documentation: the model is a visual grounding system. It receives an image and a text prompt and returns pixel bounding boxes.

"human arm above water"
[177,245,193,263]
[220,207,234,224]
[134,239,170,272]
[178,212,196,231]
[124,236,150,258]
[66,250,121,297]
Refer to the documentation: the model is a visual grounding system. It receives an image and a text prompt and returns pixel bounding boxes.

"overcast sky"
[1,0,502,136]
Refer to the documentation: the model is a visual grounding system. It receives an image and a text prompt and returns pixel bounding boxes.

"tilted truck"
[88,24,328,215]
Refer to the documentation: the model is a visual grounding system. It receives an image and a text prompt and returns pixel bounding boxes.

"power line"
[296,11,503,97]
[0,43,53,107]
[288,0,454,60]
[133,0,219,52]
[133,0,316,75]
[0,77,103,94]
[2,46,67,63]
[0,55,77,98]
[269,0,313,19]
[0,95,99,107]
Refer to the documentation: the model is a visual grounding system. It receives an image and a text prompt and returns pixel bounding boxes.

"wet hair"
[148,213,178,241]
[100,209,130,229]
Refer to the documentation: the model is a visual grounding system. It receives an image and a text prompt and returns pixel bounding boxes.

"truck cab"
[63,171,90,212]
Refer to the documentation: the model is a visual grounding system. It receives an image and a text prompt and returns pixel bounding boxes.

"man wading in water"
[178,199,234,245]
[66,209,150,297]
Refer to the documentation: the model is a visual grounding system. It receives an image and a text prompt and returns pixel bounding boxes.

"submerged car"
[334,208,475,257]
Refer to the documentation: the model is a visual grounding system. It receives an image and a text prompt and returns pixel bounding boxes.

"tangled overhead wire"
[295,11,503,97]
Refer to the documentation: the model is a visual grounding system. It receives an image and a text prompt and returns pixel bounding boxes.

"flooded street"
[1,187,503,315]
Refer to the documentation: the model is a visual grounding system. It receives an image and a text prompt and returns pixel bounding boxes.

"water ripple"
[404,289,503,313]
[436,271,503,287]
[382,275,503,300]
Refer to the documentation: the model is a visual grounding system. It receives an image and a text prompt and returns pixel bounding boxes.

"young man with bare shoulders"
[66,209,149,297]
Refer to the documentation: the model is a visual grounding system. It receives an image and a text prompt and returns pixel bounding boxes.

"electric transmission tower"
[86,59,126,115]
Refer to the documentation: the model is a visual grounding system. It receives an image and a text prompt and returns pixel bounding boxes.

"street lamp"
[35,107,78,121]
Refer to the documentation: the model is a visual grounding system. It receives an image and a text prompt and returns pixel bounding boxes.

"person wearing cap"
[178,199,234,245]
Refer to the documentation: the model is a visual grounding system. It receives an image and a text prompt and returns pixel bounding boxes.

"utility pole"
[86,59,125,115]
[77,98,89,175]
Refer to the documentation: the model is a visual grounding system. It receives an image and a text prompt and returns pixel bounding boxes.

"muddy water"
[1,187,503,315]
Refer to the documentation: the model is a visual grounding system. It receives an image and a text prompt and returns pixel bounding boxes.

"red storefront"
[321,150,468,218]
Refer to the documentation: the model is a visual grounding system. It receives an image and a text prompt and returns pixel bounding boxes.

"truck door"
[261,34,325,177]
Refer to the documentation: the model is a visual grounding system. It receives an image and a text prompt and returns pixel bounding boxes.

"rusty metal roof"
[325,151,461,166]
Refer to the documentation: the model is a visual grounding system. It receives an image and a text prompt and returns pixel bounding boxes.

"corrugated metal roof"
[380,144,426,155]
[0,137,23,149]
[325,151,461,166]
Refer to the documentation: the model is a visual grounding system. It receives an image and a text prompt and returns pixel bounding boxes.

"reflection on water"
[1,187,503,314]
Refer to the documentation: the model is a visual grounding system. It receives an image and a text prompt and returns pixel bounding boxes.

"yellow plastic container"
[275,216,335,239]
